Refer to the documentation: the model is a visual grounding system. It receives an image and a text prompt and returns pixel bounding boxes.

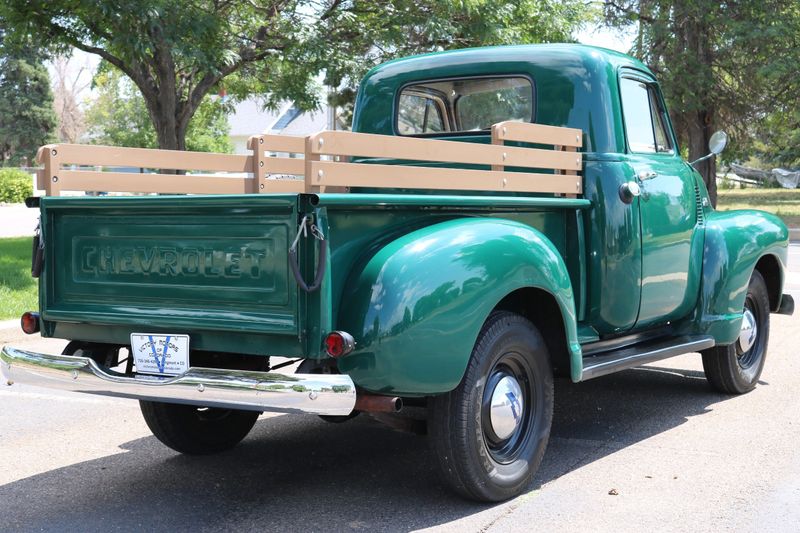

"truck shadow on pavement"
[0,364,738,532]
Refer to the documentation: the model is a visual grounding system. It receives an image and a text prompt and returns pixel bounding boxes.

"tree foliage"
[0,1,593,151]
[604,0,800,204]
[0,168,34,203]
[85,68,232,153]
[756,112,800,169]
[308,0,594,111]
[0,40,57,166]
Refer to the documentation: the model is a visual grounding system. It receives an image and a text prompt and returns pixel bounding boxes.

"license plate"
[130,333,190,376]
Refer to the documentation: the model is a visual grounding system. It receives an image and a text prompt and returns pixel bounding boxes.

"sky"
[576,24,636,53]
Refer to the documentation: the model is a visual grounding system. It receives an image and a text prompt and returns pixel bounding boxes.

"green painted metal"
[678,207,789,344]
[310,194,591,209]
[31,44,791,394]
[39,195,303,355]
[626,153,704,328]
[580,159,642,335]
[353,43,649,154]
[335,217,579,394]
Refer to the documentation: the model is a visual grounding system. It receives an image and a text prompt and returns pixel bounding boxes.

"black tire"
[702,270,771,394]
[139,401,259,455]
[428,311,554,502]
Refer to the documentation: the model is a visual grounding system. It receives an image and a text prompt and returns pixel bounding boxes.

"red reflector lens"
[325,333,345,357]
[324,331,354,358]
[20,312,40,335]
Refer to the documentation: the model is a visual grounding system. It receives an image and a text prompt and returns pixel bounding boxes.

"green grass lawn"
[0,237,37,320]
[717,188,800,227]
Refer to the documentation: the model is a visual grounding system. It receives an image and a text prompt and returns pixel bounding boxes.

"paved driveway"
[0,205,38,238]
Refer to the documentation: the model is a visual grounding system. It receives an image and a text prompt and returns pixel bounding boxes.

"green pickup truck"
[1,44,793,502]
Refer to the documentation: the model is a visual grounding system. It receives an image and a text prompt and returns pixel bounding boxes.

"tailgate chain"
[31,217,44,278]
[288,215,328,292]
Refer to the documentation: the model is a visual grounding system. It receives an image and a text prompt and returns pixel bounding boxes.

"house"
[227,99,332,154]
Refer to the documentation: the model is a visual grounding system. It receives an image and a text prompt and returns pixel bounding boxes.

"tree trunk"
[145,98,186,152]
[141,93,194,180]
[687,109,717,206]
[674,1,717,206]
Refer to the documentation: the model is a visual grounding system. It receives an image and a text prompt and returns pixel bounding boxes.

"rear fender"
[336,217,579,395]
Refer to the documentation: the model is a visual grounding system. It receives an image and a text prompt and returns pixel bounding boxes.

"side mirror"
[691,130,728,166]
[709,130,728,155]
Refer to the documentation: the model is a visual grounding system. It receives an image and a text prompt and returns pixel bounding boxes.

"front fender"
[686,209,788,344]
[336,217,579,395]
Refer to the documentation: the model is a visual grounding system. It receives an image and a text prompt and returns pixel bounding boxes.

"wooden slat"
[304,135,319,194]
[310,161,582,195]
[45,144,252,172]
[57,170,250,195]
[264,157,305,175]
[262,179,305,193]
[492,121,583,148]
[41,145,58,195]
[258,134,306,154]
[35,169,46,190]
[248,135,267,194]
[563,146,580,198]
[309,131,580,171]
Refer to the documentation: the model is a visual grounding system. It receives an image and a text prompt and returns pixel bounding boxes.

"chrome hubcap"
[489,375,524,440]
[738,308,757,354]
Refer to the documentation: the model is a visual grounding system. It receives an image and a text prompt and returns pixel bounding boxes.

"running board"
[580,335,715,381]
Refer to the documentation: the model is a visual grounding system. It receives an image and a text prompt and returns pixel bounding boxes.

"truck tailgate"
[40,195,299,338]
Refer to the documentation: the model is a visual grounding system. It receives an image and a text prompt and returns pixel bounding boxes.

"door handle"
[638,170,658,181]
[618,181,640,204]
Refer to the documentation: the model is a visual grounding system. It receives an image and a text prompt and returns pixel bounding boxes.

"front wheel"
[428,311,554,502]
[139,401,259,455]
[702,270,771,394]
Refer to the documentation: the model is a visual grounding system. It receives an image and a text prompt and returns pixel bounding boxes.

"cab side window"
[620,78,673,154]
[397,92,447,135]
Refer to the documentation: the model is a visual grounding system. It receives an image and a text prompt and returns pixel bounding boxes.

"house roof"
[227,99,286,137]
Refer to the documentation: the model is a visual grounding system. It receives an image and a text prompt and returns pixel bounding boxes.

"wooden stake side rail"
[36,121,583,197]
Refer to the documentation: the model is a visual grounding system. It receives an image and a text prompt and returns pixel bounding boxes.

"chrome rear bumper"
[0,345,356,416]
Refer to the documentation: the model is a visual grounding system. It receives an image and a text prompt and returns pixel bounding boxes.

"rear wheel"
[139,401,259,455]
[702,270,771,394]
[429,311,554,502]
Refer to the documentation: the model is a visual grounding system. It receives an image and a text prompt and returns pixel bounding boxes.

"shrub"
[0,168,34,203]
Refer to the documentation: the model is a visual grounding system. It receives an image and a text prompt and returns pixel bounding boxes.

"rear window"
[396,77,534,136]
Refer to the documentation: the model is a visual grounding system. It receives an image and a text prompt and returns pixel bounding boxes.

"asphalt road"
[1,246,798,533]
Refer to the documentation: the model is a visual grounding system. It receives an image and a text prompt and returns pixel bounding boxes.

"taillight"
[324,331,355,357]
[20,312,40,334]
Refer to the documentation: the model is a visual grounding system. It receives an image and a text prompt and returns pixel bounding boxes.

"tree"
[0,1,307,151]
[604,0,800,204]
[84,67,232,153]
[0,42,57,166]
[0,1,593,151]
[309,0,595,123]
[756,111,800,169]
[51,55,91,143]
